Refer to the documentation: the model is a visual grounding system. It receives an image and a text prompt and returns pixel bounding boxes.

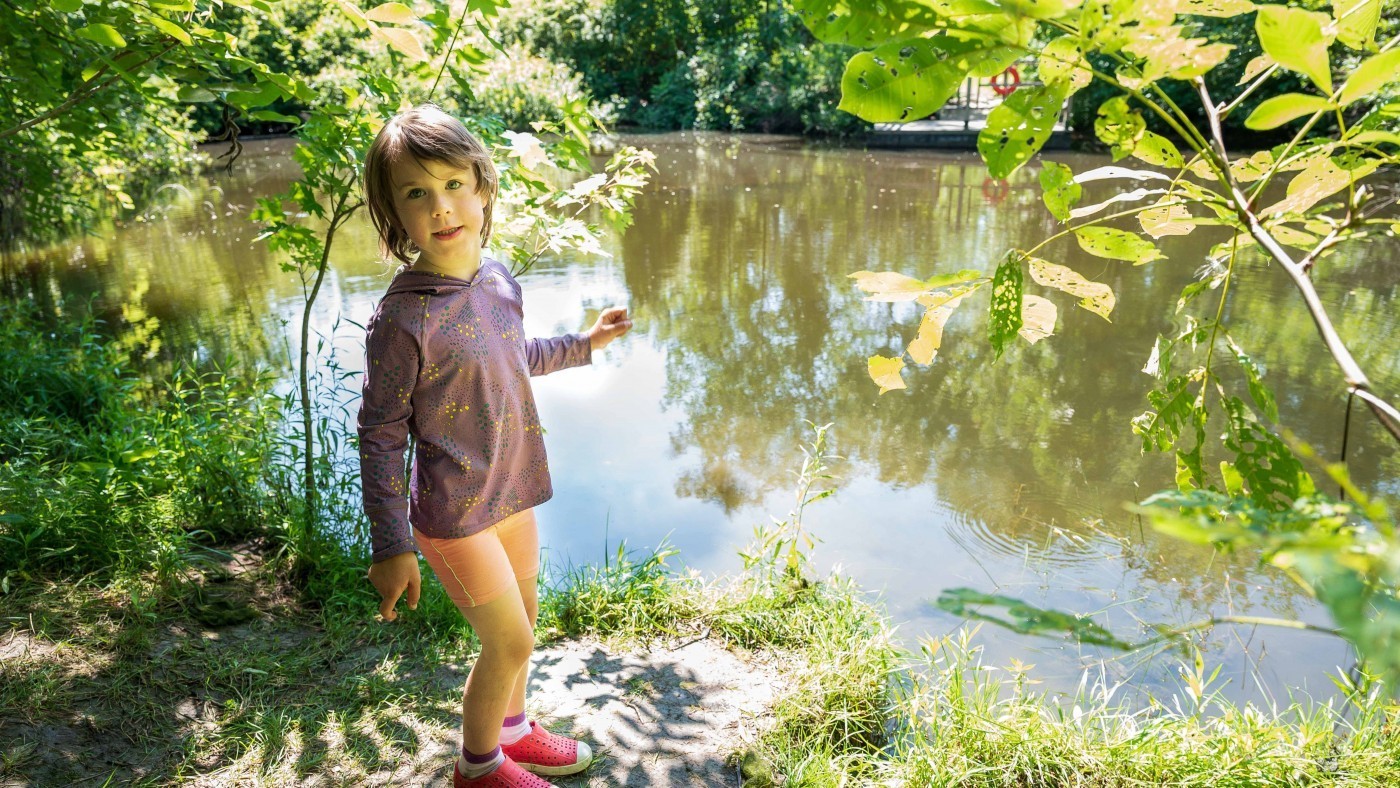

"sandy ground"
[1,627,787,787]
[375,637,786,787]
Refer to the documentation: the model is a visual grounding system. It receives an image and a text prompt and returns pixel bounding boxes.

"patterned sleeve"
[526,331,592,377]
[357,300,419,562]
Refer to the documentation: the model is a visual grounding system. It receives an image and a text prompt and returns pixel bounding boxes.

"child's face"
[389,155,487,270]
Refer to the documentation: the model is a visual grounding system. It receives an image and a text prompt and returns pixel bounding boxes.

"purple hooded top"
[358,259,591,562]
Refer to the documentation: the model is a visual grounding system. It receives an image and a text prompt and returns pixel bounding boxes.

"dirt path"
[376,637,786,787]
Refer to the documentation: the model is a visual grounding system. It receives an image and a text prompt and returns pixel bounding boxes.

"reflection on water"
[5,133,1397,707]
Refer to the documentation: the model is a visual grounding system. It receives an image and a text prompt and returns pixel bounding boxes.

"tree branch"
[1195,79,1400,443]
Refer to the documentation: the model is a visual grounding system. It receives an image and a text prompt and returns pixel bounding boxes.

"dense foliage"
[508,0,865,134]
[799,0,1400,685]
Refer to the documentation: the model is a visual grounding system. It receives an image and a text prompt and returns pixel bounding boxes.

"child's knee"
[482,625,534,665]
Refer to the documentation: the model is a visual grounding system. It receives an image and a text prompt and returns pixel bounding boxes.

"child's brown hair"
[364,104,499,265]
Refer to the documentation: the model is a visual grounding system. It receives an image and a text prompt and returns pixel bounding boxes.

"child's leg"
[457,587,534,756]
[506,574,540,716]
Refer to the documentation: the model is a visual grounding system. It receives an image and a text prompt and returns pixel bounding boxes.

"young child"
[357,104,631,788]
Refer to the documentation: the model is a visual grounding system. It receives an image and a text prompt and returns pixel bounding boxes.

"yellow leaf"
[364,1,415,23]
[1228,150,1273,182]
[1018,295,1057,344]
[375,25,427,61]
[850,271,930,302]
[1263,156,1377,216]
[1238,54,1274,86]
[331,0,369,30]
[1139,200,1194,238]
[868,355,907,394]
[906,293,969,364]
[1026,258,1115,320]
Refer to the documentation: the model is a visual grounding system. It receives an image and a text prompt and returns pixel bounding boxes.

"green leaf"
[1245,93,1336,130]
[75,24,127,48]
[935,589,1137,650]
[1039,160,1080,222]
[1132,374,1197,452]
[1132,131,1183,169]
[1073,227,1165,264]
[1222,396,1313,508]
[977,84,1066,179]
[838,35,1012,123]
[52,0,83,11]
[1338,49,1400,107]
[1225,336,1279,423]
[791,0,945,47]
[1026,257,1115,320]
[177,85,216,103]
[1094,96,1145,161]
[868,355,907,394]
[1334,0,1381,50]
[987,251,1023,360]
[146,14,193,46]
[250,109,303,124]
[1255,5,1334,94]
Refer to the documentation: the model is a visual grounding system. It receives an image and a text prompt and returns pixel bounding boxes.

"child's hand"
[367,552,421,622]
[588,306,633,351]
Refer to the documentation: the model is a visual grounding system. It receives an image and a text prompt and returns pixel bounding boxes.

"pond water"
[7,133,1398,708]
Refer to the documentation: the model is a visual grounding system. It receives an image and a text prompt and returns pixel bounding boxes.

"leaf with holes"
[838,35,1013,123]
[1039,36,1092,94]
[1018,295,1057,344]
[1132,131,1183,169]
[1125,24,1233,82]
[868,355,907,394]
[791,0,945,47]
[978,84,1067,179]
[1074,226,1164,264]
[1222,396,1314,509]
[1027,257,1115,320]
[987,251,1023,360]
[1039,160,1080,222]
[1094,96,1145,161]
[1140,200,1195,238]
[1225,336,1279,423]
[1256,5,1334,94]
[1069,188,1166,220]
[1263,155,1378,216]
[1132,374,1198,452]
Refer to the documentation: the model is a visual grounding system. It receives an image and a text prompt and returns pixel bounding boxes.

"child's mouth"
[433,226,463,240]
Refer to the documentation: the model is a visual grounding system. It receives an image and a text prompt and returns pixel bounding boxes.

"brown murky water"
[7,133,1397,706]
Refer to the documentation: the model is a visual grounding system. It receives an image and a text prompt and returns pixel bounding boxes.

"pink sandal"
[501,721,594,776]
[452,755,555,788]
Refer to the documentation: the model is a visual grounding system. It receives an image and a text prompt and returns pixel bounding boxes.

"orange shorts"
[414,508,540,611]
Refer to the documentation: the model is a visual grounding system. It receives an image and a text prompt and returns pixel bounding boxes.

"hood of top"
[384,260,500,296]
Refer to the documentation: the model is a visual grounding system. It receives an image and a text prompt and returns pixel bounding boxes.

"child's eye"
[406,187,425,199]
[446,180,463,190]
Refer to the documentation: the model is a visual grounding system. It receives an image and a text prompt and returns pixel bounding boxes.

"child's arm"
[524,307,632,374]
[358,307,421,560]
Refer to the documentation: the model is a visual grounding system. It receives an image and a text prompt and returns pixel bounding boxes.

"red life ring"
[981,177,1010,204]
[991,66,1020,97]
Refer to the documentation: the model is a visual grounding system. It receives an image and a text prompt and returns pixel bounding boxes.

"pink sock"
[500,711,530,745]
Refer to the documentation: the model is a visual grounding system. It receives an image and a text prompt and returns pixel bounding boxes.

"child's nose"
[432,194,452,216]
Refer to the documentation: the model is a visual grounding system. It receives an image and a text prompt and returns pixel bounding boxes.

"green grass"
[3,297,1400,786]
